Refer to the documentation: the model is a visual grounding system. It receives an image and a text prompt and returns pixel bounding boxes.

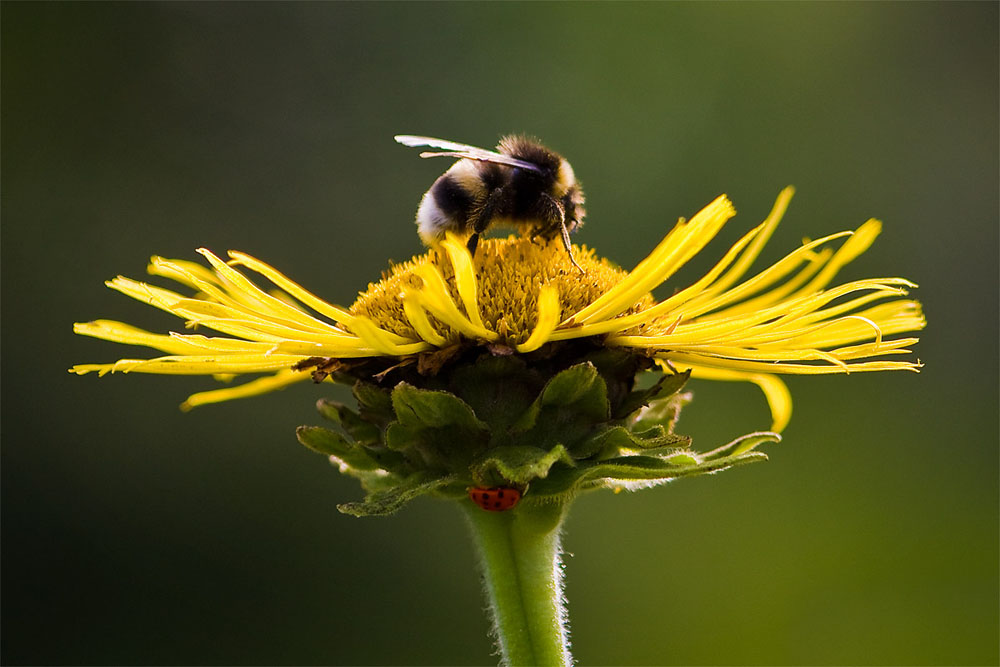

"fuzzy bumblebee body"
[395,134,586,270]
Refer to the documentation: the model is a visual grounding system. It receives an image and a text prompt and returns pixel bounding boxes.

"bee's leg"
[559,221,585,274]
[467,187,505,256]
[541,192,584,274]
[466,232,480,256]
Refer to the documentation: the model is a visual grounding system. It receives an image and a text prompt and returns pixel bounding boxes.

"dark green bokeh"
[2,3,996,665]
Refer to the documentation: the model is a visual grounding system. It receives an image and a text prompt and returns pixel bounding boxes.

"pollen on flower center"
[349,236,652,344]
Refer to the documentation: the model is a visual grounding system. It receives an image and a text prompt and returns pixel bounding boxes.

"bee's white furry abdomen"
[415,189,452,246]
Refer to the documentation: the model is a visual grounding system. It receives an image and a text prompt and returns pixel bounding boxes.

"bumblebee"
[395,134,586,272]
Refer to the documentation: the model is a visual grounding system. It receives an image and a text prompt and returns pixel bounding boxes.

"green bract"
[296,346,777,516]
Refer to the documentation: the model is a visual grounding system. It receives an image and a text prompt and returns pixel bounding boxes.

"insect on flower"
[395,134,586,272]
[468,486,523,512]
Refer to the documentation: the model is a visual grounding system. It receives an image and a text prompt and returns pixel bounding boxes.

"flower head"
[73,187,923,430]
[72,188,924,514]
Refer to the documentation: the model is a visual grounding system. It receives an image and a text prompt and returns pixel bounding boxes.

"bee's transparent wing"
[394,135,543,174]
[395,135,490,153]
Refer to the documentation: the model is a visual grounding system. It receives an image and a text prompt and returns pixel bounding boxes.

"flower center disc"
[349,236,650,345]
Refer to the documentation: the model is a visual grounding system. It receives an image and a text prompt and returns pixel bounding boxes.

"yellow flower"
[71,187,924,429]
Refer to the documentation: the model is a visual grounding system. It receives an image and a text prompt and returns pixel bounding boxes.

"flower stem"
[462,500,571,667]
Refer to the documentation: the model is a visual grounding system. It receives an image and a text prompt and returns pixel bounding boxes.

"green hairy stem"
[462,501,571,667]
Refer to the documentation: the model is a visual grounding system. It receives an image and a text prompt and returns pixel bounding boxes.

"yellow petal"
[348,314,433,355]
[180,369,311,411]
[73,354,306,375]
[413,263,498,341]
[401,290,449,347]
[702,186,795,295]
[516,284,560,353]
[571,194,736,324]
[441,233,486,329]
[674,362,792,433]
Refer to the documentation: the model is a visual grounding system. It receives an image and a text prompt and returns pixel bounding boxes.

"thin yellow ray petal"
[441,234,486,329]
[107,277,186,314]
[658,345,852,369]
[148,256,225,296]
[74,320,200,354]
[69,363,115,377]
[660,352,921,375]
[612,297,897,348]
[410,285,488,341]
[171,300,364,344]
[689,293,914,350]
[401,291,449,347]
[830,338,918,359]
[674,231,855,321]
[173,318,286,343]
[193,249,350,336]
[654,280,909,347]
[692,247,832,321]
[764,279,913,330]
[413,264,498,341]
[227,251,360,327]
[795,218,882,295]
[166,332,277,353]
[181,316,380,354]
[348,315,432,355]
[84,354,307,375]
[676,362,792,432]
[230,251,417,345]
[147,255,223,288]
[550,219,761,340]
[612,283,865,346]
[269,340,384,357]
[787,301,925,349]
[516,285,560,353]
[704,303,893,349]
[151,256,304,330]
[765,289,907,333]
[180,369,311,411]
[149,257,307,334]
[570,194,736,324]
[699,186,795,297]
[170,300,311,337]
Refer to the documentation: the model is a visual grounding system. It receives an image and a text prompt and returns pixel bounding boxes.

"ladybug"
[468,486,522,512]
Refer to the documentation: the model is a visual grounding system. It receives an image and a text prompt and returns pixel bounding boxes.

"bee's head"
[498,135,576,193]
[553,158,578,196]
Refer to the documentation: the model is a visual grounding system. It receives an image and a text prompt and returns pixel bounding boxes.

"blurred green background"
[3,3,997,665]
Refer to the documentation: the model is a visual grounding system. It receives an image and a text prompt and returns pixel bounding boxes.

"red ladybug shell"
[468,486,522,512]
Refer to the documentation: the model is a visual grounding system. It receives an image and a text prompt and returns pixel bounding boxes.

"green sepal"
[470,444,575,487]
[448,355,541,431]
[337,471,454,517]
[663,451,700,466]
[613,369,691,420]
[585,424,692,460]
[512,362,608,432]
[528,448,769,501]
[297,425,411,480]
[538,362,609,419]
[701,431,781,460]
[352,381,394,428]
[384,382,490,472]
[316,398,380,444]
[577,347,652,411]
[630,391,691,434]
[302,346,778,516]
[392,382,489,432]
[296,425,381,471]
[508,362,614,460]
